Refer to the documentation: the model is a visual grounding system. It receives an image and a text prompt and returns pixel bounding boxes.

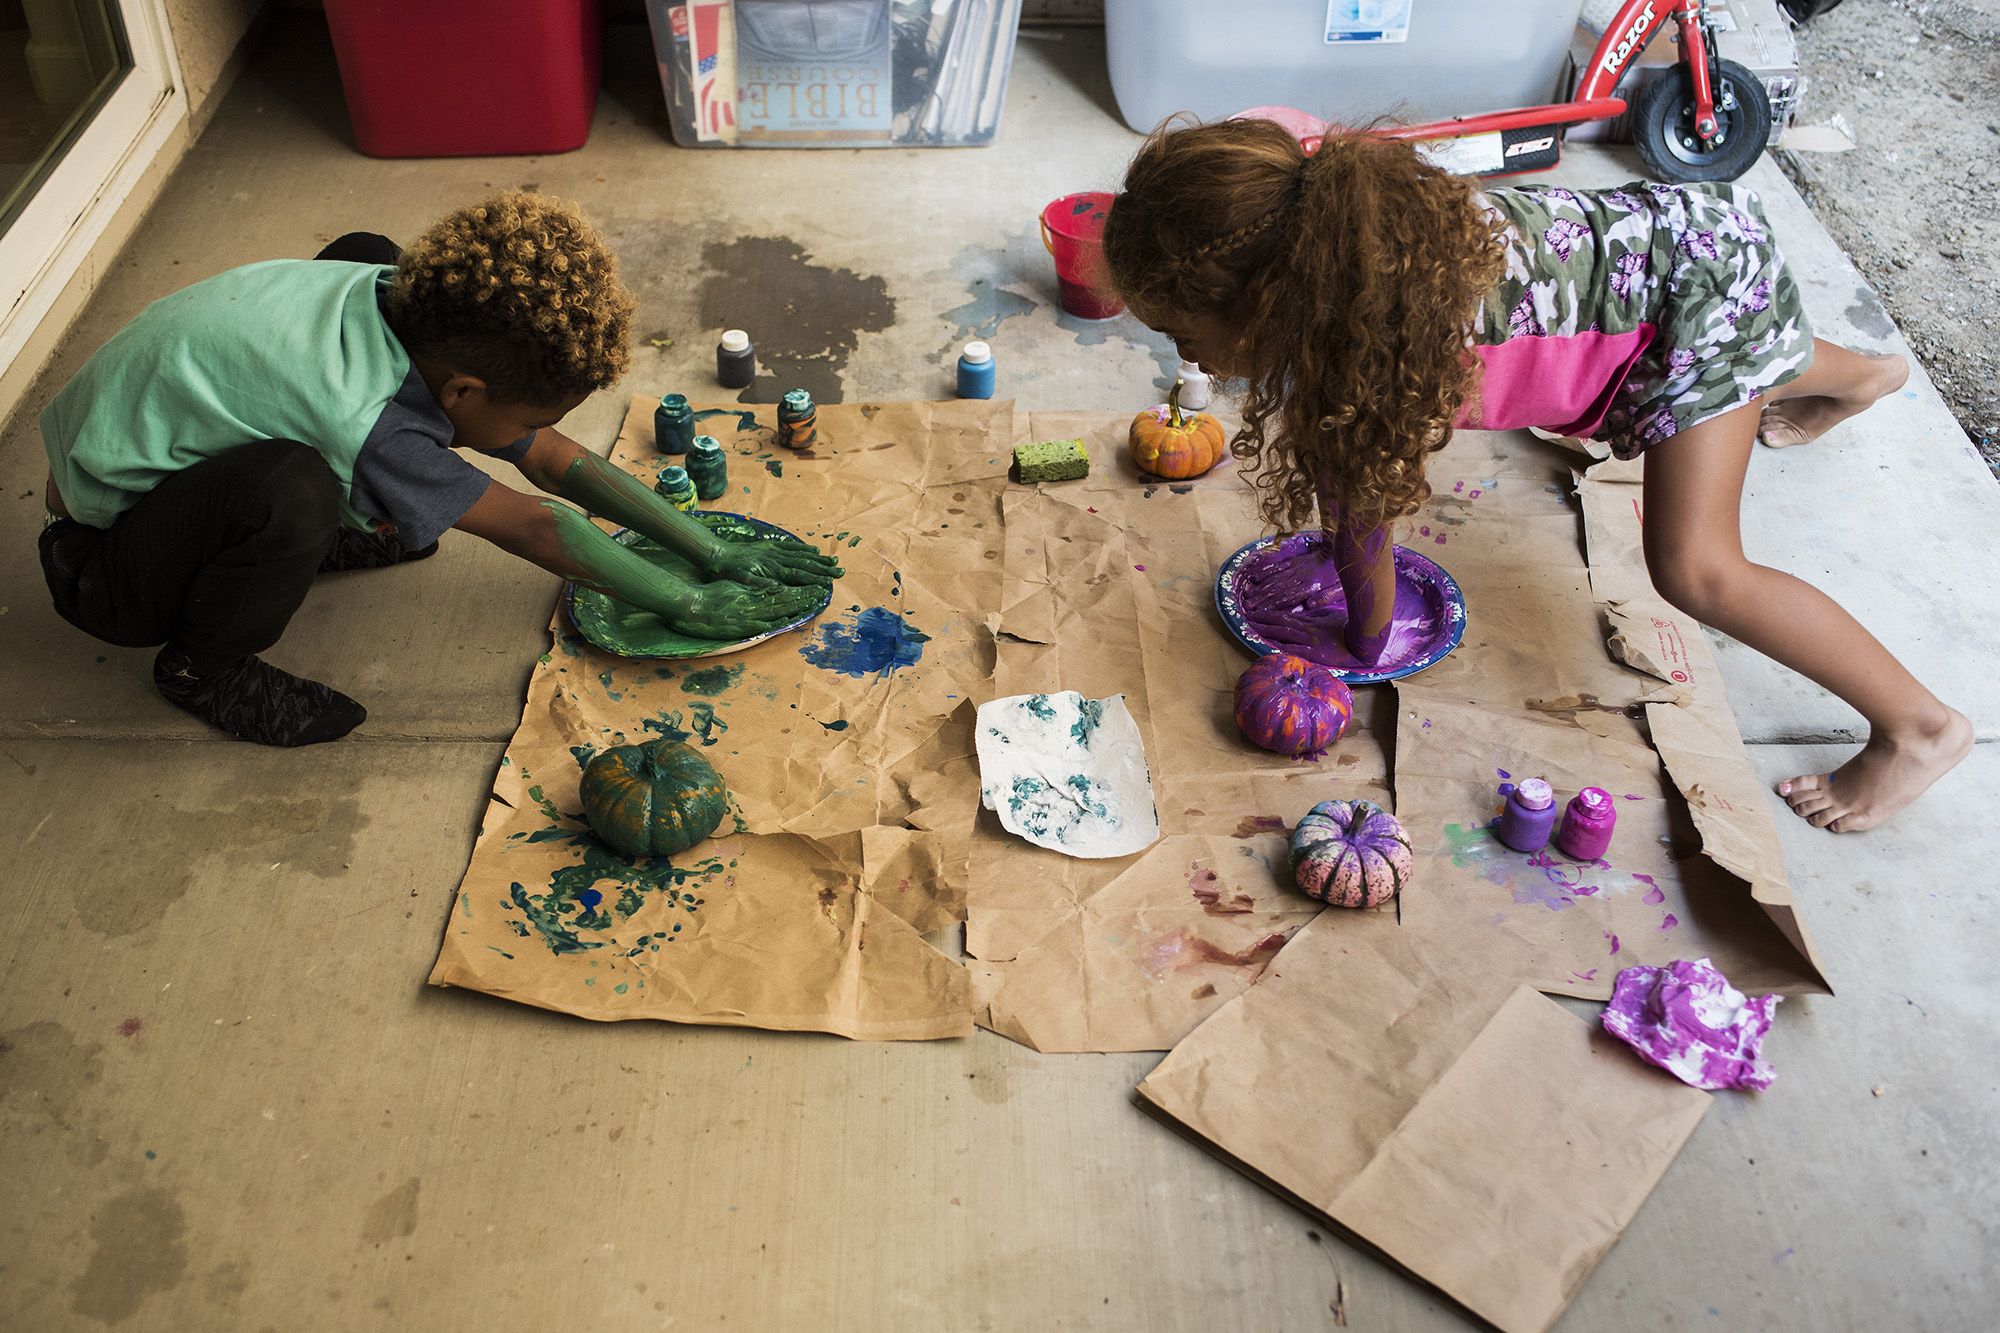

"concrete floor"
[2,16,1996,1332]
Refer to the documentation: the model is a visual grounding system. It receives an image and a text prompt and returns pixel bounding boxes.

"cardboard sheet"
[428,396,1017,1039]
[1136,911,1712,1333]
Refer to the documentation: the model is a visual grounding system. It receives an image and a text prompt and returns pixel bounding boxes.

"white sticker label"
[1325,0,1412,43]
[1415,133,1503,176]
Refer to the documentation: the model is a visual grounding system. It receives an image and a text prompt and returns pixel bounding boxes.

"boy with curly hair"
[39,191,838,747]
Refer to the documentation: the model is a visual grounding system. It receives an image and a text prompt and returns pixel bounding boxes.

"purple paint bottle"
[1495,777,1557,852]
[1557,786,1617,860]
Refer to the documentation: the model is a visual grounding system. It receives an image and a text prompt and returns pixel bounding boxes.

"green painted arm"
[555,453,842,588]
[541,501,823,640]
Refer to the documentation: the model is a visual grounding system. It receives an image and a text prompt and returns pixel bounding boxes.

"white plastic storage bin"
[1105,0,1585,133]
[647,0,1024,148]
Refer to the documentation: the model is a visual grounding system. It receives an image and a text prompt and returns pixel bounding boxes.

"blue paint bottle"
[685,435,728,502]
[957,340,995,399]
[654,393,695,454]
[717,330,755,389]
[1495,776,1557,852]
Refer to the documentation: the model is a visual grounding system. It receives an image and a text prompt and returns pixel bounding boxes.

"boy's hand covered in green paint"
[673,580,827,640]
[703,536,843,588]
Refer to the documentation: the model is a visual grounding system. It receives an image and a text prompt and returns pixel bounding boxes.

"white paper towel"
[976,692,1161,859]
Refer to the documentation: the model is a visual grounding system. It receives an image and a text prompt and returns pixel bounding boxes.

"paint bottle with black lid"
[716,330,755,388]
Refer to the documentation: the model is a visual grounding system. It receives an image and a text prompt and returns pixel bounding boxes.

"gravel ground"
[1776,0,2000,474]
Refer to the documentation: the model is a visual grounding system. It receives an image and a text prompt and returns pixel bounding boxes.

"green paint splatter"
[487,947,516,959]
[569,745,598,770]
[503,824,721,957]
[459,892,473,919]
[680,663,744,696]
[614,982,629,995]
[643,713,691,744]
[764,459,783,478]
[686,702,728,746]
[1025,694,1057,721]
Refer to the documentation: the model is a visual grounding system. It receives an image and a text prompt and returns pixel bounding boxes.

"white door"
[0,0,184,385]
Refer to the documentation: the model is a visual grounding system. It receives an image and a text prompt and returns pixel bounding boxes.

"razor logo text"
[1598,2,1658,78]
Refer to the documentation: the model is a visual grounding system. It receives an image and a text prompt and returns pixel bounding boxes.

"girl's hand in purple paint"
[672,580,826,640]
[702,537,844,588]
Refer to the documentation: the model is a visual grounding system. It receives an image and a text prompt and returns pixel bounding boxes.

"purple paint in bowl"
[1215,534,1467,685]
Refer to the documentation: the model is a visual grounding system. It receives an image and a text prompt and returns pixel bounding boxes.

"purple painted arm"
[1320,495,1396,666]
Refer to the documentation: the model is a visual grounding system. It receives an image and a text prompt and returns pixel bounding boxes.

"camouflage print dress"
[1460,183,1814,459]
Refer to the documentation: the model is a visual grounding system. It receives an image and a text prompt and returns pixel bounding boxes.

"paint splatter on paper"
[800,607,930,678]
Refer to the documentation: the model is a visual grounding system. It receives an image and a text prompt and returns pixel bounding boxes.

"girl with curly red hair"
[1104,118,1967,833]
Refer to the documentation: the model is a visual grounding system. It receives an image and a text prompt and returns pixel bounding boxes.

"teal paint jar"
[654,393,695,454]
[654,465,698,511]
[686,435,729,502]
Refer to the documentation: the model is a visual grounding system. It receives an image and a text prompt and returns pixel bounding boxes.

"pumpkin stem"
[637,741,668,783]
[1167,376,1183,430]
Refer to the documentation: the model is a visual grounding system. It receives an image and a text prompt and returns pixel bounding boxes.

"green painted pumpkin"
[1288,799,1413,908]
[580,739,729,858]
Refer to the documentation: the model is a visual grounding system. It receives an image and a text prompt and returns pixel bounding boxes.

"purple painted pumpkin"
[1289,799,1413,908]
[1233,653,1354,758]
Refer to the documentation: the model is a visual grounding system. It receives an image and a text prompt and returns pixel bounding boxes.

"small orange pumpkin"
[1128,380,1227,479]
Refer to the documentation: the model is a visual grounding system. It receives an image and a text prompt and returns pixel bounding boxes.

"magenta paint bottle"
[1495,777,1557,852]
[1557,786,1617,860]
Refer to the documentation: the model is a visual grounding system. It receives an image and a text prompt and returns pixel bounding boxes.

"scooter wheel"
[1633,57,1772,184]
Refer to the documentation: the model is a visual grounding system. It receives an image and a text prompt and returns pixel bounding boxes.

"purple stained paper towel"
[1602,957,1781,1092]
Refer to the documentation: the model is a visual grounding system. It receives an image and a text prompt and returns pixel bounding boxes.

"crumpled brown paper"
[428,395,1016,1039]
[977,833,1331,1052]
[1136,909,1712,1333]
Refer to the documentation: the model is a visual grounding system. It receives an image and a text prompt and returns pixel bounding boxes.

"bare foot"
[1778,707,1973,832]
[1759,353,1910,447]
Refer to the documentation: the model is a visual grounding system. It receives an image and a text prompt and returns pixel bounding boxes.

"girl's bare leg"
[1642,401,1971,832]
[1758,339,1909,447]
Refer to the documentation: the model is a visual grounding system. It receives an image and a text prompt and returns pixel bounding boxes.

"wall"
[164,0,266,132]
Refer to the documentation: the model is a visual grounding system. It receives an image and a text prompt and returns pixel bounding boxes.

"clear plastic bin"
[1105,0,1584,134]
[645,0,1023,148]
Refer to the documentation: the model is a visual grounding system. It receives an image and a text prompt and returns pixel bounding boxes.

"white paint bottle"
[1175,360,1212,411]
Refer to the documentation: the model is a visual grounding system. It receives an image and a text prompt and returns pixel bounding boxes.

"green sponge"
[1015,437,1090,483]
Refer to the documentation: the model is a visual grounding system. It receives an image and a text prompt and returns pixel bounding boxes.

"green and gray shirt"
[41,260,533,548]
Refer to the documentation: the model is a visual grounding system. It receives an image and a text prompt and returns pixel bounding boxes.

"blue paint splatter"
[800,606,930,678]
[578,888,603,910]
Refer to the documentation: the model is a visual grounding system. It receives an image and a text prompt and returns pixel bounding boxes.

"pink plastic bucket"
[1039,191,1123,320]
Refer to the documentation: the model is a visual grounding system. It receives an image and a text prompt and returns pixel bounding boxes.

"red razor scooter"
[1255,0,1774,184]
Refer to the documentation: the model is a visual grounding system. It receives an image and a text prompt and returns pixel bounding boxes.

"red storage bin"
[324,0,603,158]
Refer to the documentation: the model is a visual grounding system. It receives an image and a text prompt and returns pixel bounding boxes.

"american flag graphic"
[690,2,736,142]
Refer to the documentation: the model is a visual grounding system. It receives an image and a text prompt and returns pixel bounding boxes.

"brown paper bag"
[1136,911,1711,1333]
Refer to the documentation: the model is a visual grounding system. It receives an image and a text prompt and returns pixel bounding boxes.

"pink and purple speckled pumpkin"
[1233,653,1354,758]
[1288,799,1413,908]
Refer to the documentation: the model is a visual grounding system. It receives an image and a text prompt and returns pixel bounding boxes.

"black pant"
[37,232,404,675]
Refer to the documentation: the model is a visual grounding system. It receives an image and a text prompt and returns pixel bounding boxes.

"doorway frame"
[1,0,185,413]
